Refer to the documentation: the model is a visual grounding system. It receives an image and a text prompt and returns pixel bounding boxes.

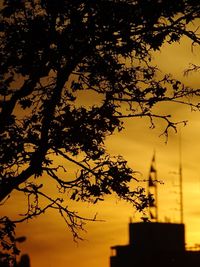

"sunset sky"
[2,29,200,267]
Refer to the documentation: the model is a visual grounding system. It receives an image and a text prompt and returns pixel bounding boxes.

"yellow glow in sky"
[1,33,200,267]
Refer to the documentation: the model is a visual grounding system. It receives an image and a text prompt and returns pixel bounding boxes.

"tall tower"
[148,152,158,222]
[179,131,184,224]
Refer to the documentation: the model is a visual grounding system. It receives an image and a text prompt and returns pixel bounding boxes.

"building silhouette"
[110,221,200,267]
[17,254,30,267]
[0,254,30,267]
[110,153,200,267]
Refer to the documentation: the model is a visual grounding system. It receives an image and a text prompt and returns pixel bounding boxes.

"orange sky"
[1,34,200,267]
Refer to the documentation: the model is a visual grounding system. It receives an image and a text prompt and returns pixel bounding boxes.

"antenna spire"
[179,129,184,224]
[148,151,158,222]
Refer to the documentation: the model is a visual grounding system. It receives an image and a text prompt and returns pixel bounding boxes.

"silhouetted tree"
[0,0,200,263]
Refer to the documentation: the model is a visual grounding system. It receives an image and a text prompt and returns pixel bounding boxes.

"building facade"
[110,222,200,267]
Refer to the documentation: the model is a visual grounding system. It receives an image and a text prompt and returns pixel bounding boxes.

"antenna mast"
[179,130,184,224]
[148,152,158,222]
